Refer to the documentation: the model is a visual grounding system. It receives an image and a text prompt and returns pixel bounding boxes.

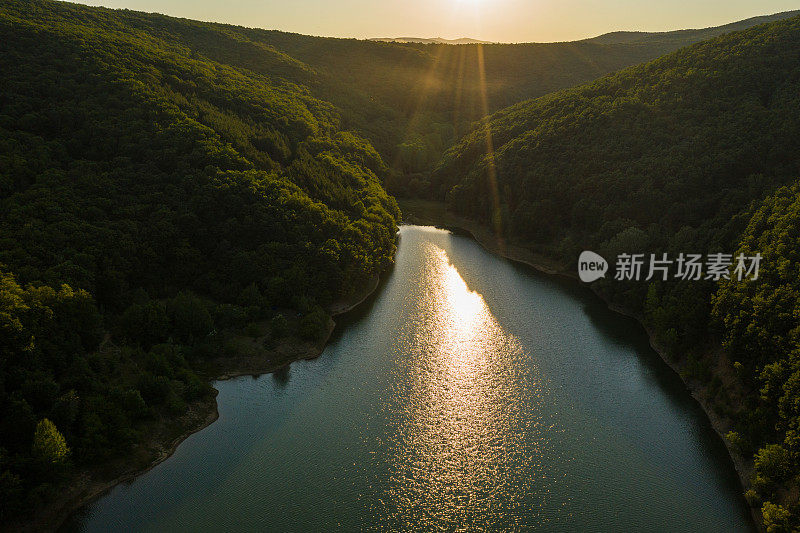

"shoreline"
[26,210,759,531]
[212,274,381,381]
[19,394,221,533]
[400,199,761,530]
[25,273,385,533]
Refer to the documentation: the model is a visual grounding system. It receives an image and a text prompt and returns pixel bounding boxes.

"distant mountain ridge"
[368,37,493,44]
[368,11,800,46]
[584,10,800,44]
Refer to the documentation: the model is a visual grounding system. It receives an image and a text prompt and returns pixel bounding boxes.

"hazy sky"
[70,0,800,42]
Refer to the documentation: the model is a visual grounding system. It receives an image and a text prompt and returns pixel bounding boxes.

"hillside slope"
[368,37,493,44]
[433,15,800,529]
[0,0,399,523]
[11,0,796,195]
[584,10,800,45]
[3,0,800,527]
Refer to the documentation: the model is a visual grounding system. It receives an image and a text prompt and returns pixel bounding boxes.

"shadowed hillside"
[434,15,800,529]
[9,0,795,197]
[2,0,800,527]
[0,0,399,524]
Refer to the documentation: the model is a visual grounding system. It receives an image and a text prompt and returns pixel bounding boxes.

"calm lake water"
[65,225,753,532]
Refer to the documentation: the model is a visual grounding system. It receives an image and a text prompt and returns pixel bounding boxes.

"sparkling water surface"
[65,226,753,532]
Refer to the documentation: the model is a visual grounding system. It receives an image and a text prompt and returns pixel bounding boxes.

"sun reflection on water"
[384,242,543,529]
[443,255,484,326]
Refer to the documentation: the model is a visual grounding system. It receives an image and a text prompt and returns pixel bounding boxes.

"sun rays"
[394,41,506,251]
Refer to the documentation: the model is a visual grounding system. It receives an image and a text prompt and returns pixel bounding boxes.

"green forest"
[0,0,402,522]
[3,0,800,529]
[8,0,784,201]
[434,16,800,531]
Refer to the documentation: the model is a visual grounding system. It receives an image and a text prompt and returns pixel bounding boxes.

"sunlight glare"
[443,255,484,326]
[384,237,539,528]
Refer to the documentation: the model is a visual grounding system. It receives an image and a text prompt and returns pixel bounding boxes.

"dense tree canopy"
[5,0,789,201]
[3,0,800,527]
[0,0,400,521]
[713,185,800,523]
[434,16,800,528]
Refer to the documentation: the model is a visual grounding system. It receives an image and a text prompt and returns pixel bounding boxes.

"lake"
[65,225,753,532]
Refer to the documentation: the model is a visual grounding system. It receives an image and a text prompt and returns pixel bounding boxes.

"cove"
[63,225,753,532]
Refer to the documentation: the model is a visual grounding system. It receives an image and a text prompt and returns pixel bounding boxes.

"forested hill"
[3,0,800,527]
[3,1,793,201]
[0,0,402,311]
[583,10,800,45]
[254,11,800,192]
[0,0,400,522]
[368,37,494,44]
[433,16,800,529]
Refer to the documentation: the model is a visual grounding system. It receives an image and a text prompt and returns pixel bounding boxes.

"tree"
[120,300,170,348]
[168,292,213,343]
[762,501,791,533]
[31,419,70,465]
[299,307,330,341]
[269,313,289,338]
[754,444,790,485]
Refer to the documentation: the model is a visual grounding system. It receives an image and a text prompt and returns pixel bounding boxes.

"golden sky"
[71,0,800,42]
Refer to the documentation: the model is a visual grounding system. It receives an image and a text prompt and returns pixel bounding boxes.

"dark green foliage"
[713,184,800,369]
[120,300,170,348]
[2,0,783,204]
[0,0,399,521]
[269,313,289,339]
[0,270,215,517]
[299,307,331,342]
[435,16,800,526]
[436,16,800,344]
[167,292,214,344]
[0,0,400,312]
[262,16,795,190]
[713,184,800,517]
[2,0,799,526]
